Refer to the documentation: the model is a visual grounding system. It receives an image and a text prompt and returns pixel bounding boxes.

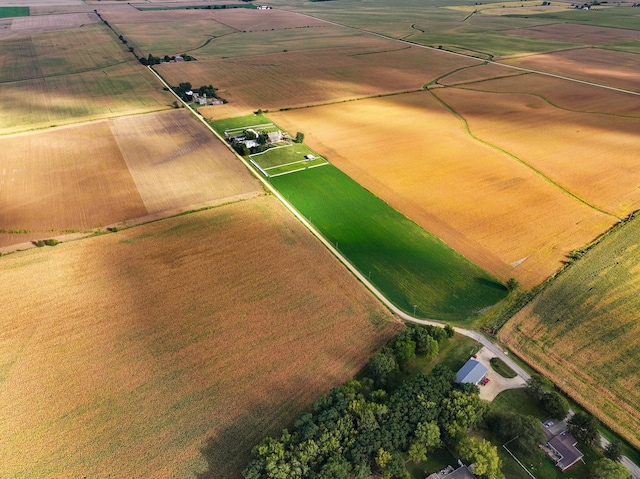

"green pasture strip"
[0,6,29,18]
[599,40,640,55]
[271,166,507,321]
[138,4,257,11]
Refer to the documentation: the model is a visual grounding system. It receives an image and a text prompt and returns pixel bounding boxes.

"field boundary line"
[249,159,269,177]
[308,162,329,170]
[284,9,640,97]
[225,123,274,134]
[269,167,308,178]
[248,144,293,158]
[264,158,309,171]
[503,443,537,479]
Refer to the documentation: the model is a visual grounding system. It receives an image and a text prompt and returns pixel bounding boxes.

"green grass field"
[0,6,28,18]
[271,165,507,321]
[500,212,640,449]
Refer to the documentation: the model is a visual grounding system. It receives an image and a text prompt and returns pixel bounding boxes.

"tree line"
[242,324,504,479]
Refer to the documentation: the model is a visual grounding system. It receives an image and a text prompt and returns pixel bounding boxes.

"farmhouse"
[456,359,488,385]
[426,464,476,479]
[542,419,584,471]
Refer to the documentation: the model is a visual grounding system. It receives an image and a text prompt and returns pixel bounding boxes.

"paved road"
[148,64,638,479]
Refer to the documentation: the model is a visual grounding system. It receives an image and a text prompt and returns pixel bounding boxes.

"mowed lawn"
[499,213,640,449]
[271,165,507,321]
[0,195,398,478]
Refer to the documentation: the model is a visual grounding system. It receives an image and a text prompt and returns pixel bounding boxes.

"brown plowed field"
[503,23,640,47]
[0,121,147,243]
[157,45,479,120]
[270,91,616,287]
[0,195,398,479]
[504,47,640,92]
[109,109,261,213]
[433,87,640,216]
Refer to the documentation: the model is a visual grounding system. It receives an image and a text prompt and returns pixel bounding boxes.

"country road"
[148,64,639,479]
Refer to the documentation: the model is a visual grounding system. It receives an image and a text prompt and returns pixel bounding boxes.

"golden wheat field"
[109,109,261,214]
[453,71,640,116]
[0,195,398,478]
[504,47,640,92]
[499,214,640,449]
[433,86,640,217]
[0,110,261,247]
[270,90,617,287]
[0,121,147,245]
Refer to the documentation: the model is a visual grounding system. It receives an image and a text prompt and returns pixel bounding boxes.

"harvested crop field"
[0,61,172,134]
[0,24,133,83]
[504,48,640,92]
[454,71,640,117]
[206,8,329,31]
[499,213,640,449]
[503,23,640,47]
[0,12,97,39]
[270,91,616,287]
[109,109,261,214]
[0,110,261,247]
[433,86,640,217]
[0,121,147,244]
[0,195,399,478]
[159,44,479,120]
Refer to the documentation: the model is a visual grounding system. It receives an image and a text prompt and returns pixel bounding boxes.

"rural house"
[426,464,476,479]
[542,419,584,471]
[455,359,488,385]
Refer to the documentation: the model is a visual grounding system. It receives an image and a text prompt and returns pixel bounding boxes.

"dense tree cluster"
[243,325,493,479]
[525,374,569,420]
[139,52,195,66]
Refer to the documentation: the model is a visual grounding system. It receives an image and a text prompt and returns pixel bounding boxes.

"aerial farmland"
[1,0,639,477]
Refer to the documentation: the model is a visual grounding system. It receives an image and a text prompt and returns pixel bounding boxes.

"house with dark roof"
[542,419,584,471]
[456,359,488,385]
[426,464,476,479]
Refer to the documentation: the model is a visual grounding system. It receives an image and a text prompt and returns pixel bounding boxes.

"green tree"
[458,437,504,479]
[439,390,487,442]
[604,441,623,462]
[590,458,631,479]
[525,374,552,402]
[368,352,398,386]
[568,411,600,446]
[408,421,440,462]
[541,391,569,420]
[294,132,304,143]
[444,324,455,338]
[392,336,416,366]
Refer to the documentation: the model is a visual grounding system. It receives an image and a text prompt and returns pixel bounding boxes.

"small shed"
[456,359,488,385]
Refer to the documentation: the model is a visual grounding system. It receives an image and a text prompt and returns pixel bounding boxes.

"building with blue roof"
[456,359,488,385]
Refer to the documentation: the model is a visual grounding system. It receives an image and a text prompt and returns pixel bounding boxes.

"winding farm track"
[148,49,640,476]
[287,9,640,97]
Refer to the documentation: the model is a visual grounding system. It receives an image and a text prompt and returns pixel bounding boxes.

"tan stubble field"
[0,195,399,478]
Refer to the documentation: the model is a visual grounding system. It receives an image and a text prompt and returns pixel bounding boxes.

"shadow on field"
[195,393,305,479]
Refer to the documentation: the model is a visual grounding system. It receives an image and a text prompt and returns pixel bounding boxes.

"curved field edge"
[0,195,399,479]
[499,211,640,450]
